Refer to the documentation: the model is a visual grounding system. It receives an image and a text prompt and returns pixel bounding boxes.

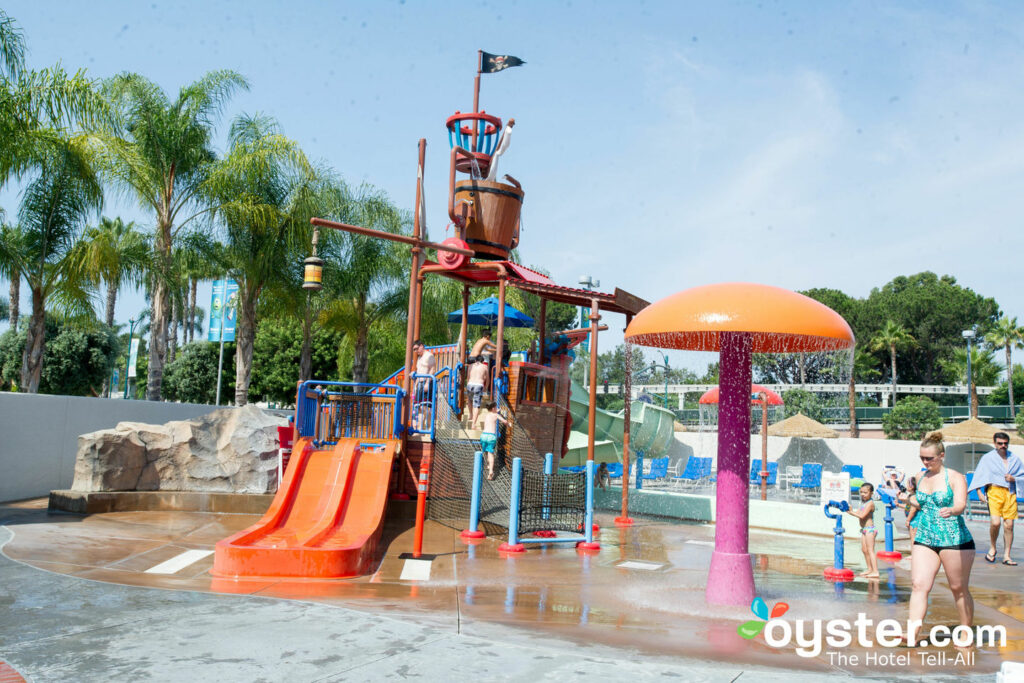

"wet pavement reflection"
[2,498,1021,676]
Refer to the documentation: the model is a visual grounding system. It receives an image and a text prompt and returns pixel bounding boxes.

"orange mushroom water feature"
[625,283,854,606]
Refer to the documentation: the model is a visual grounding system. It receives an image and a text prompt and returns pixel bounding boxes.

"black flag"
[481,52,525,73]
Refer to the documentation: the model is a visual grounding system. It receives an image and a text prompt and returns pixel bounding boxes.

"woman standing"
[907,431,975,646]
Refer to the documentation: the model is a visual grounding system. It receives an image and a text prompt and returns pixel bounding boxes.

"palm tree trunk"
[299,299,313,382]
[353,324,369,384]
[971,384,979,419]
[8,273,19,334]
[20,287,45,393]
[146,248,171,401]
[890,345,898,406]
[105,280,117,327]
[848,375,859,438]
[1007,345,1016,419]
[189,277,198,344]
[234,285,257,406]
[798,352,806,384]
[168,298,178,364]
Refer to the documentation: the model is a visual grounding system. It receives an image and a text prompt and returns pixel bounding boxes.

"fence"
[295,381,403,446]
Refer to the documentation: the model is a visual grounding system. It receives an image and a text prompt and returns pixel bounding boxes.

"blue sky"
[3,1,1024,372]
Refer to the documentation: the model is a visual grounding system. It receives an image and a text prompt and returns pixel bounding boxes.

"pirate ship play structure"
[213,53,649,580]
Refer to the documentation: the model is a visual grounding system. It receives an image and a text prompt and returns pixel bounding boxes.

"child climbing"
[481,401,508,480]
[847,481,879,578]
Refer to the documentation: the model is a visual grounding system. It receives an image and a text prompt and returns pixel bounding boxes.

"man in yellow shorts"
[970,432,1024,565]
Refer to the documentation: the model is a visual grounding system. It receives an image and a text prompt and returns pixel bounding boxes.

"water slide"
[563,380,676,466]
[213,436,399,579]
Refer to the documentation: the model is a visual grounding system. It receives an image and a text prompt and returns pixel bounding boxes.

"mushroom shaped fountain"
[625,282,854,605]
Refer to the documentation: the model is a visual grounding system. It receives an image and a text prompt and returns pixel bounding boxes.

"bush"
[0,322,119,395]
[1015,409,1024,436]
[883,396,942,440]
[781,388,825,422]
[163,342,236,405]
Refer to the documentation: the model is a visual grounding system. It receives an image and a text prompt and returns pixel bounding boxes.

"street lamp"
[962,329,976,418]
[635,353,672,409]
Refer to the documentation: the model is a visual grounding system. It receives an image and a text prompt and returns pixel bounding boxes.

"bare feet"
[863,571,880,578]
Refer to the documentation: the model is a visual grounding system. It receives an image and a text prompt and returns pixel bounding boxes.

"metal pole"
[543,452,553,521]
[617,315,634,527]
[966,336,974,418]
[215,275,227,406]
[663,354,669,409]
[495,275,507,394]
[538,299,547,365]
[586,298,600,463]
[760,391,769,501]
[460,451,486,540]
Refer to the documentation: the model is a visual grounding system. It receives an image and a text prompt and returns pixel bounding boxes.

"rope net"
[427,393,585,536]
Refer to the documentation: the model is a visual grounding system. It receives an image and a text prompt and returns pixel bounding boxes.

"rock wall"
[71,405,289,494]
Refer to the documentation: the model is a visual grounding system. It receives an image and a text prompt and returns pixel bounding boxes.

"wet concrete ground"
[1,497,1022,681]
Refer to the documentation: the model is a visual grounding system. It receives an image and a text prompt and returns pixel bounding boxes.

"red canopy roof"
[698,384,784,406]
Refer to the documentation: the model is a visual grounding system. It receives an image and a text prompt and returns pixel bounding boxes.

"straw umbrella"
[626,282,854,606]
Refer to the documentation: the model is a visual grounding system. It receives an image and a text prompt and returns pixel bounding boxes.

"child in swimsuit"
[480,401,508,480]
[847,481,879,578]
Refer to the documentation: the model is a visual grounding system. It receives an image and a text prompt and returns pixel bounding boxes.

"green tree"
[0,222,25,332]
[249,316,343,405]
[868,320,915,405]
[883,396,942,441]
[0,318,117,395]
[985,316,1024,418]
[781,388,825,422]
[162,341,236,405]
[3,143,102,392]
[989,364,1024,410]
[940,346,1000,418]
[89,70,249,400]
[0,10,26,80]
[71,216,149,326]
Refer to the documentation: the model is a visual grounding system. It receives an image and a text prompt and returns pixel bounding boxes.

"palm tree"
[71,216,149,327]
[175,230,223,345]
[209,113,313,405]
[0,9,25,79]
[319,187,410,384]
[985,316,1024,418]
[942,347,1000,419]
[0,222,25,332]
[10,143,102,391]
[88,70,249,400]
[868,320,915,406]
[846,348,880,438]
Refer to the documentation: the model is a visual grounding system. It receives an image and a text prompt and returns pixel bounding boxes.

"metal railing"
[408,373,438,439]
[296,380,403,446]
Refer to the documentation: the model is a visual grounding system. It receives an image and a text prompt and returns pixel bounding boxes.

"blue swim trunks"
[481,432,498,453]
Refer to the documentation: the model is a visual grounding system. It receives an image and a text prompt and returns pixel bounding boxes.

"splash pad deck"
[1,498,1020,679]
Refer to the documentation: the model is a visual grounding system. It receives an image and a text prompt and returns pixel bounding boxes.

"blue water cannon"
[877,491,903,561]
[823,499,854,581]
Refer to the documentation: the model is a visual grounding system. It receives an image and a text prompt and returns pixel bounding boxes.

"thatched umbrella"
[768,413,839,439]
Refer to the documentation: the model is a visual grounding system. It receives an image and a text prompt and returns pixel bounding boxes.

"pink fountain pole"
[705,331,756,606]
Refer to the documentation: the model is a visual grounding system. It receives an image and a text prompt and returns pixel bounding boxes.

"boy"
[597,462,610,490]
[847,482,879,578]
[480,401,508,480]
[465,356,489,427]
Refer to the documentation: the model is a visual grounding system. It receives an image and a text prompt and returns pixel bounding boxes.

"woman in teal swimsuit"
[908,431,975,646]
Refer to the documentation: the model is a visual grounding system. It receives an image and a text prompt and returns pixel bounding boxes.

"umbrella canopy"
[447,296,535,328]
[767,413,839,438]
[699,384,783,406]
[941,417,1024,445]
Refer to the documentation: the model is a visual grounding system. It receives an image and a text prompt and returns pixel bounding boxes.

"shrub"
[883,396,942,441]
[781,388,824,422]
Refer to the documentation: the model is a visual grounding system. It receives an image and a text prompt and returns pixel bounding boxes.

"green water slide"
[563,380,677,466]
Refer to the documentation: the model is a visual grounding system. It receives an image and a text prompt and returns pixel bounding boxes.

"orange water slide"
[212,436,399,579]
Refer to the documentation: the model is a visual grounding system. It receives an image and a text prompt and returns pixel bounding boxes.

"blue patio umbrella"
[447,296,535,328]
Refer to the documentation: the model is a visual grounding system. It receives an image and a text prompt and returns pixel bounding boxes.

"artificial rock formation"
[72,405,288,494]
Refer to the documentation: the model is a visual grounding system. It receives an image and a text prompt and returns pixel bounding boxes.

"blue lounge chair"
[791,463,823,496]
[748,459,763,485]
[841,464,864,494]
[606,462,623,479]
[671,457,705,488]
[699,457,713,483]
[641,457,669,483]
[748,460,779,488]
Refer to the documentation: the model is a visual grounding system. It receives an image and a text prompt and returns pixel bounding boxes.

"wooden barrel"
[454,179,524,259]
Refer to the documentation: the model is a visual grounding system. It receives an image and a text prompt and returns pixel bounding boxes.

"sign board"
[127,337,140,378]
[208,279,239,342]
[820,471,851,507]
[578,307,590,351]
[111,368,120,393]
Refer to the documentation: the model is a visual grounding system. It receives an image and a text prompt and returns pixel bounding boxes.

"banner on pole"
[127,338,140,378]
[208,279,239,342]
[578,306,590,351]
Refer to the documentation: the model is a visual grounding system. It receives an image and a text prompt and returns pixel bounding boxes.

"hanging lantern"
[303,227,324,291]
[303,255,324,290]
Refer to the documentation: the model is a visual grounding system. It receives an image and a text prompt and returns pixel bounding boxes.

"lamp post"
[123,317,139,399]
[962,329,976,418]
[635,354,672,409]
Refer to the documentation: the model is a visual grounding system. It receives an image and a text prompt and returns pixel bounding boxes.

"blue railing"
[296,380,403,447]
[408,373,438,440]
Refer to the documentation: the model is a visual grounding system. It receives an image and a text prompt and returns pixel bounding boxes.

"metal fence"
[295,380,403,446]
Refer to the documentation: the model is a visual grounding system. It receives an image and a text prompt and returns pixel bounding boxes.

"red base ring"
[498,542,526,553]
[824,567,855,581]
[877,550,903,561]
[576,541,601,553]
[532,530,556,538]
[460,529,486,540]
[614,517,635,526]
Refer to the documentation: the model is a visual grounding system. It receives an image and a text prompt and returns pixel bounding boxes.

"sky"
[3,0,1024,373]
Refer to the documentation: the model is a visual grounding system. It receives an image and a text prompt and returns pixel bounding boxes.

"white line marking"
[400,559,432,581]
[685,540,714,547]
[617,560,663,571]
[145,549,214,574]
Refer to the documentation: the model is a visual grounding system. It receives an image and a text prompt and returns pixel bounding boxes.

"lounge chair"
[641,457,670,484]
[791,463,823,497]
[841,464,864,494]
[671,457,705,488]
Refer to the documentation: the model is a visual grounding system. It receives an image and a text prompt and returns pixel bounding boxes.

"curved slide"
[213,436,399,579]
[563,380,676,466]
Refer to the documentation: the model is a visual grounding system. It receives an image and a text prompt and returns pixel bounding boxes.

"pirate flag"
[481,52,525,73]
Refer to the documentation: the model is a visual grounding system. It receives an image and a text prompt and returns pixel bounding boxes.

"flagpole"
[215,274,227,405]
[472,50,482,156]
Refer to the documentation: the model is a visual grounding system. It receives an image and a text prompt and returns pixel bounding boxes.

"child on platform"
[847,481,879,578]
[481,401,508,480]
[465,356,489,427]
